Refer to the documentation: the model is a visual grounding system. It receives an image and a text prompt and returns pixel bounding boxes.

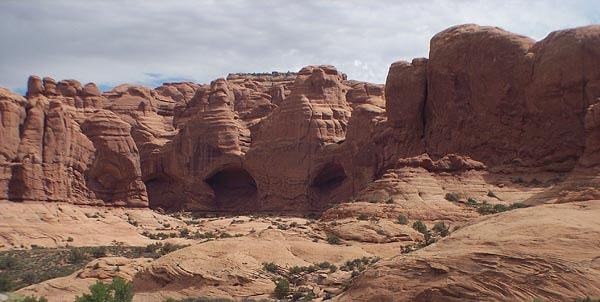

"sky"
[0,0,598,94]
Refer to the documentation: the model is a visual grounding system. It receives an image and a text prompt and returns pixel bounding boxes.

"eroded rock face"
[81,110,148,206]
[412,25,600,171]
[2,24,600,213]
[0,83,147,207]
[244,65,353,210]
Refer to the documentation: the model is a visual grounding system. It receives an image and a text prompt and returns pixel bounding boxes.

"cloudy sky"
[0,0,598,94]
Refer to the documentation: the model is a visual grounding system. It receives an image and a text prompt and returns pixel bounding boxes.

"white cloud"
[0,0,597,92]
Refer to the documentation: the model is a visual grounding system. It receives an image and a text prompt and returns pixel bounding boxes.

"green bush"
[329,265,338,273]
[397,214,408,225]
[357,213,369,221]
[274,278,290,299]
[75,277,133,302]
[262,262,277,273]
[23,296,48,302]
[326,233,341,245]
[432,222,449,237]
[412,220,427,234]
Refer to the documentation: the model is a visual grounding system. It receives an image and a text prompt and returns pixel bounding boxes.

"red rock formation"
[2,24,600,213]
[0,80,147,206]
[145,78,251,210]
[81,110,148,206]
[245,65,353,210]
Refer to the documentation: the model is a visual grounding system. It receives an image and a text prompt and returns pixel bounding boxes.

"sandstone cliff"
[1,24,599,213]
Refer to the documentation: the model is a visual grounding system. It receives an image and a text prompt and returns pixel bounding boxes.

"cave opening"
[205,167,257,209]
[310,163,347,193]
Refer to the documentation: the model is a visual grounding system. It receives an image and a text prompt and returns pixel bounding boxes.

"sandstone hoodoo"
[0,23,599,302]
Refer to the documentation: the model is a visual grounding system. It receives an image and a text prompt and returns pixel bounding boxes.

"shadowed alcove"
[205,167,258,209]
[310,163,347,194]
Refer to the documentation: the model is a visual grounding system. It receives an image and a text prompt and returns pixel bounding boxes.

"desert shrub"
[368,199,379,203]
[412,220,427,234]
[326,233,341,245]
[179,228,190,238]
[385,198,395,204]
[357,213,369,220]
[67,237,74,242]
[289,266,303,275]
[274,278,290,299]
[0,274,12,291]
[92,247,107,258]
[487,190,498,198]
[329,264,338,273]
[376,229,385,235]
[0,255,16,270]
[493,204,509,212]
[445,193,460,202]
[509,202,528,209]
[317,261,332,269]
[467,197,478,206]
[432,222,449,237]
[75,277,133,302]
[262,262,278,273]
[511,177,524,184]
[219,232,233,238]
[161,242,176,254]
[292,291,304,301]
[23,296,48,302]
[401,245,414,254]
[397,214,408,225]
[68,248,86,264]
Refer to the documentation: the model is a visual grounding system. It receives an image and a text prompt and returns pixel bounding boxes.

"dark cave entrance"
[205,167,257,209]
[144,174,176,209]
[310,163,347,194]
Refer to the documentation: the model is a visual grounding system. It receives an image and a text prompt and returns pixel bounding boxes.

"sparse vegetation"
[262,262,278,273]
[487,190,498,198]
[340,256,379,274]
[75,277,133,302]
[326,233,341,245]
[445,193,460,202]
[476,202,528,215]
[357,213,369,220]
[0,245,193,291]
[23,296,49,302]
[273,278,290,299]
[432,222,449,237]
[397,214,408,225]
[412,220,427,234]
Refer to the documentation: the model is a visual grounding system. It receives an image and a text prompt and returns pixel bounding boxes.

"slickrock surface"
[337,201,600,302]
[17,257,152,302]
